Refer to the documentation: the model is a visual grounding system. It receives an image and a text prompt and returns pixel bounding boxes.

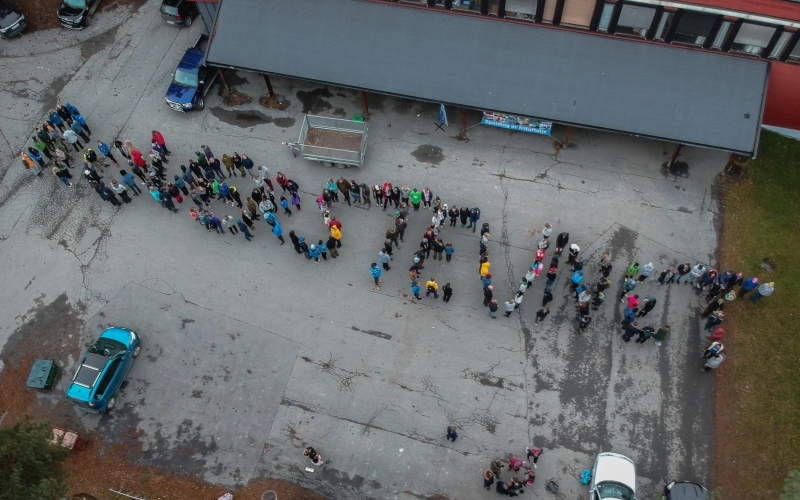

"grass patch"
[716,129,800,498]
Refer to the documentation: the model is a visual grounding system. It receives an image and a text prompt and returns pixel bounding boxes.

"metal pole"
[722,153,737,175]
[361,91,370,120]
[217,68,230,90]
[563,126,573,147]
[263,74,275,97]
[461,108,467,134]
[667,143,683,167]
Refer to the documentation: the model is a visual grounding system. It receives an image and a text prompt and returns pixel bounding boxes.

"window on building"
[560,0,595,29]
[488,0,500,15]
[597,3,614,32]
[616,4,657,38]
[672,11,717,46]
[711,20,732,49]
[541,0,557,24]
[789,39,800,62]
[504,0,537,21]
[452,0,481,13]
[654,11,674,41]
[769,31,792,58]
[731,22,776,56]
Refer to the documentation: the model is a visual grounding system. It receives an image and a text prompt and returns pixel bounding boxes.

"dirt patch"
[0,294,326,500]
[411,145,445,165]
[220,88,252,107]
[259,94,290,111]
[304,128,362,152]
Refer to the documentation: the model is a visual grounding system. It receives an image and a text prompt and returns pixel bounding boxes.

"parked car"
[66,327,141,412]
[664,481,708,500]
[0,0,26,38]
[589,452,637,500]
[57,0,97,29]
[165,34,217,111]
[160,0,198,27]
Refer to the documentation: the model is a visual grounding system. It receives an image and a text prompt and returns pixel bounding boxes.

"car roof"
[100,326,133,345]
[595,453,636,492]
[161,0,182,6]
[74,352,108,387]
[669,481,708,500]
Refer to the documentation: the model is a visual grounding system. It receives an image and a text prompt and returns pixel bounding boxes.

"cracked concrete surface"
[0,2,721,498]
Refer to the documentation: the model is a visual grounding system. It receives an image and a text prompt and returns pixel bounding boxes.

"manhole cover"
[262,490,277,500]
[761,258,777,272]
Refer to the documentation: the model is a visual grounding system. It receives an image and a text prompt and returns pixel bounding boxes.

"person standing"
[704,311,724,332]
[151,130,171,156]
[702,353,724,372]
[289,230,302,254]
[425,278,439,298]
[291,190,302,211]
[379,249,392,271]
[621,321,640,342]
[303,447,323,466]
[467,207,481,232]
[96,140,120,167]
[237,218,252,240]
[327,235,340,258]
[222,214,238,235]
[482,285,494,307]
[488,298,498,318]
[702,341,724,359]
[110,179,131,203]
[738,276,759,298]
[411,279,422,300]
[483,470,495,490]
[386,226,400,247]
[448,205,459,227]
[330,224,342,248]
[701,298,724,319]
[409,188,421,211]
[675,263,691,284]
[526,447,543,468]
[70,119,90,142]
[443,283,454,303]
[370,263,383,290]
[635,325,654,344]
[432,238,444,261]
[750,281,774,303]
[652,323,671,346]
[52,165,72,186]
[446,425,458,442]
[637,296,656,317]
[421,187,433,209]
[21,152,41,176]
[626,262,641,279]
[534,306,550,325]
[554,232,569,254]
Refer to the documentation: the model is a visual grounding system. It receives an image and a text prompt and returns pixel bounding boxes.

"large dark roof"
[207,0,769,155]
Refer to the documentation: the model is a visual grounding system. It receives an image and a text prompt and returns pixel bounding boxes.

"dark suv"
[0,0,26,39]
[664,481,708,500]
[160,0,198,27]
[57,0,97,29]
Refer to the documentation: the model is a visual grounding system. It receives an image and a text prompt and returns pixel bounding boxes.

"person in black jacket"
[555,232,569,254]
[448,206,459,227]
[459,206,470,228]
[542,287,553,307]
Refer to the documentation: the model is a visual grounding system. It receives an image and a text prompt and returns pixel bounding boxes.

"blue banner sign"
[439,104,449,127]
[481,111,552,135]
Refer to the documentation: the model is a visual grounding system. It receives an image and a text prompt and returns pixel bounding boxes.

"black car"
[0,0,26,39]
[160,0,198,27]
[57,0,97,30]
[664,481,708,500]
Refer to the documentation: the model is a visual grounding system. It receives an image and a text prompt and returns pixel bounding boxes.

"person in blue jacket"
[27,147,47,169]
[272,220,285,245]
[47,109,65,132]
[97,140,120,167]
[370,263,382,290]
[467,207,481,232]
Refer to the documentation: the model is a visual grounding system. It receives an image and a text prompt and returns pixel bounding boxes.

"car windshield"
[161,5,179,15]
[88,338,126,358]
[173,68,198,87]
[597,482,634,500]
[65,0,87,8]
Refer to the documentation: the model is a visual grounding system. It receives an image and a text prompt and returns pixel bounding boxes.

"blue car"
[66,327,141,412]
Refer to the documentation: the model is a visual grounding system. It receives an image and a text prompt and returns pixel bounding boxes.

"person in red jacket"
[130,149,147,168]
[151,130,171,156]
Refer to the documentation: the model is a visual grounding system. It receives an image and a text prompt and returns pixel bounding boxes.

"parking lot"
[0,2,722,498]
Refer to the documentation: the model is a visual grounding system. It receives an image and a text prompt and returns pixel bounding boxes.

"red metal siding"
[763,62,800,129]
[681,0,800,21]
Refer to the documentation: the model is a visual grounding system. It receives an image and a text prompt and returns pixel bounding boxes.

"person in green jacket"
[409,188,422,211]
[32,136,54,161]
[652,323,671,346]
[626,262,641,278]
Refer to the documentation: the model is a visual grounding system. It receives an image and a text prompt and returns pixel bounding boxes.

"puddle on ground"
[296,87,333,114]
[662,161,689,178]
[411,145,444,165]
[209,108,295,128]
[761,258,777,272]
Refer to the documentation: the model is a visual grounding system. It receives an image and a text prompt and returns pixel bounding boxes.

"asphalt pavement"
[0,2,722,498]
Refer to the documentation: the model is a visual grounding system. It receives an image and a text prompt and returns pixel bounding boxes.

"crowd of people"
[23,103,779,496]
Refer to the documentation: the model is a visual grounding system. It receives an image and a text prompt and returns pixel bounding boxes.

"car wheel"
[196,97,204,110]
[185,16,193,27]
[106,397,116,410]
[132,345,141,358]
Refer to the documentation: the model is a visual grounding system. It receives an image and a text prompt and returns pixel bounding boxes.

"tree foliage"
[0,419,70,500]
[782,470,800,500]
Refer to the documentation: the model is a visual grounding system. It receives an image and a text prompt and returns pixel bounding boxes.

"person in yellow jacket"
[330,225,342,247]
[425,278,439,299]
[480,260,491,278]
